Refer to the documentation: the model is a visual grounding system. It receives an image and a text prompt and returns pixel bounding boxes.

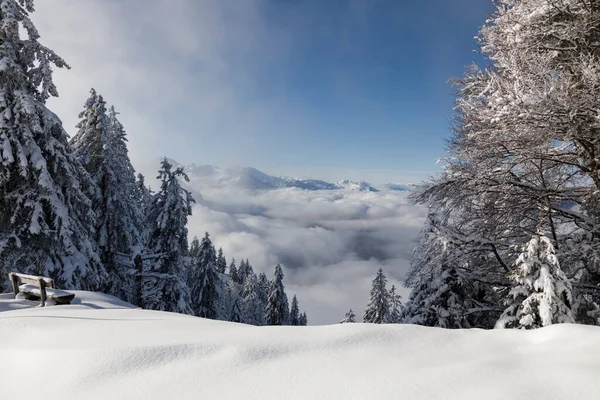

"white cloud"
[185,186,426,324]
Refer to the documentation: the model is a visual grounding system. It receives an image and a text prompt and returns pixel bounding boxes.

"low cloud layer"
[185,186,426,325]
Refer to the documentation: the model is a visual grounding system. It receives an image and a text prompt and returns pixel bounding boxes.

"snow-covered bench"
[8,273,75,307]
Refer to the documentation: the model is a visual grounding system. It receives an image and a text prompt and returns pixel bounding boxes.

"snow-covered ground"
[1,292,599,400]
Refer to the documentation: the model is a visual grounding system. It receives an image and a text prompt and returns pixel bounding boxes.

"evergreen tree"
[144,159,194,313]
[265,264,289,325]
[190,232,220,319]
[340,309,356,323]
[257,272,269,303]
[228,258,239,283]
[237,259,248,284]
[216,247,227,273]
[230,299,243,323]
[363,268,390,324]
[71,94,144,302]
[189,236,200,263]
[290,295,300,326]
[388,285,403,324]
[299,312,308,326]
[0,0,105,290]
[496,233,575,329]
[241,273,263,325]
[135,173,153,219]
[402,267,493,329]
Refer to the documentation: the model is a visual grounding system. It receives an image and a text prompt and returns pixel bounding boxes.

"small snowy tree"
[241,273,263,325]
[135,173,153,218]
[290,295,300,326]
[216,247,227,274]
[496,234,575,329]
[388,285,404,323]
[0,0,105,290]
[340,309,356,323]
[144,159,194,314]
[230,299,243,323]
[299,312,308,326]
[228,258,239,283]
[190,232,220,319]
[402,267,488,329]
[265,264,289,325]
[363,269,390,324]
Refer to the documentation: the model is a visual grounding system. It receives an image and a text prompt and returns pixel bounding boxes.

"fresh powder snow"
[1,292,599,400]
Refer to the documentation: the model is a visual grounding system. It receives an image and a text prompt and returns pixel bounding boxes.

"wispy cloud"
[183,185,426,324]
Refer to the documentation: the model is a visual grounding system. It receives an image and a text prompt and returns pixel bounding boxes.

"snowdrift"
[1,292,599,400]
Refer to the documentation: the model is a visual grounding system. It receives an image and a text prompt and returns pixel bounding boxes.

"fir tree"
[190,232,220,319]
[241,273,263,325]
[216,247,227,274]
[228,258,239,283]
[257,272,269,303]
[230,299,243,323]
[0,0,105,290]
[388,285,404,323]
[189,236,200,263]
[290,295,300,326]
[144,159,194,313]
[402,267,489,329]
[340,309,356,323]
[299,312,308,326]
[71,94,144,302]
[496,233,575,329]
[135,173,153,219]
[363,268,390,324]
[265,264,289,325]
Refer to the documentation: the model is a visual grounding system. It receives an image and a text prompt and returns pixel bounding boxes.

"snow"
[1,292,600,399]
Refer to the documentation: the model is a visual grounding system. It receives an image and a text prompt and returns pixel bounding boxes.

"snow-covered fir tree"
[144,159,194,313]
[230,299,243,323]
[189,236,200,264]
[135,173,153,219]
[190,232,220,319]
[265,264,289,325]
[340,309,356,323]
[241,273,264,325]
[228,258,239,283]
[388,285,403,324]
[71,94,144,302]
[299,312,308,326]
[257,272,269,305]
[0,0,105,290]
[496,233,575,329]
[402,266,491,329]
[290,295,300,326]
[363,268,390,324]
[216,247,227,274]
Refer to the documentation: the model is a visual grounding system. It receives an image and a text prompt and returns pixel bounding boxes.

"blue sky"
[38,0,494,184]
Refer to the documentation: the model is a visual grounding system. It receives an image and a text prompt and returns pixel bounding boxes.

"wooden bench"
[8,273,75,307]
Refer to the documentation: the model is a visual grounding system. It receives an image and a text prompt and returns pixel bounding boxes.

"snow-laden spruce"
[241,273,264,325]
[265,264,289,325]
[497,233,574,329]
[71,90,145,302]
[0,0,105,290]
[340,309,356,323]
[143,159,194,314]
[388,285,403,323]
[189,232,220,318]
[363,268,390,324]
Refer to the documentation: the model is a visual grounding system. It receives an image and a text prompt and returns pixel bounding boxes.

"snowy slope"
[1,293,600,400]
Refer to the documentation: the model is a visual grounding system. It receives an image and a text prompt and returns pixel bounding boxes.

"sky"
[30,0,495,324]
[34,0,493,184]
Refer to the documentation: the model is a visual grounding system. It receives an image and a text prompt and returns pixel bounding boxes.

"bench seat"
[19,284,75,305]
